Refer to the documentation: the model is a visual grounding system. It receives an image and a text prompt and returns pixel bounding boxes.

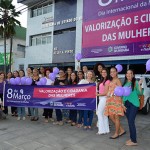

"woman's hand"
[122,105,127,113]
[59,82,65,85]
[138,79,143,86]
[96,93,99,96]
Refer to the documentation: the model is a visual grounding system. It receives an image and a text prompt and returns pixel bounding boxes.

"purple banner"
[82,0,150,58]
[4,84,96,110]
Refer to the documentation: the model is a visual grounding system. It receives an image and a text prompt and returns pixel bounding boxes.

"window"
[31,33,52,46]
[19,64,24,70]
[47,36,51,44]
[36,37,41,45]
[37,8,42,16]
[17,44,25,52]
[31,3,53,18]
[33,9,37,17]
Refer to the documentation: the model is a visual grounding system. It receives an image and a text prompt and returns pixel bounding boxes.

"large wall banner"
[82,0,150,58]
[4,84,96,110]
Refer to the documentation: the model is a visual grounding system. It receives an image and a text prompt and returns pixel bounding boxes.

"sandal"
[126,141,137,146]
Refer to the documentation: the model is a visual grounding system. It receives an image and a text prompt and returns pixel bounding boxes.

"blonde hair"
[33,68,39,76]
[87,70,96,82]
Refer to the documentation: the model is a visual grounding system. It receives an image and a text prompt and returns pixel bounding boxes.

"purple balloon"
[15,77,21,85]
[49,73,56,81]
[115,64,123,72]
[25,77,32,85]
[21,77,27,85]
[10,78,16,85]
[40,77,47,85]
[123,87,131,96]
[114,86,124,97]
[146,59,150,71]
[75,53,82,61]
[53,67,59,74]
[36,81,42,85]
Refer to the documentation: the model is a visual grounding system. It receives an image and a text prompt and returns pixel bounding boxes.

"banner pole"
[2,81,6,109]
[96,82,98,112]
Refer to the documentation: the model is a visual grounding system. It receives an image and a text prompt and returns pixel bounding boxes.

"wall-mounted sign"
[82,0,150,58]
[42,16,82,28]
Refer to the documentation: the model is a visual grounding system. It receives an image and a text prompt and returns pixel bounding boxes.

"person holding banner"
[44,68,54,123]
[30,68,40,121]
[17,70,26,121]
[78,70,95,130]
[11,70,19,116]
[68,71,78,126]
[26,67,33,117]
[76,71,84,128]
[104,67,125,139]
[53,68,68,126]
[0,72,8,115]
[96,68,110,135]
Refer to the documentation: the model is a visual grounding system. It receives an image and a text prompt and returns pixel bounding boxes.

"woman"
[11,70,19,116]
[76,71,84,128]
[93,63,105,82]
[26,67,33,116]
[6,72,12,84]
[78,70,95,130]
[53,68,68,126]
[68,72,78,126]
[44,68,54,123]
[63,67,73,120]
[104,67,125,139]
[17,70,26,120]
[97,68,110,134]
[30,68,39,121]
[39,67,45,78]
[123,69,142,146]
[0,72,8,115]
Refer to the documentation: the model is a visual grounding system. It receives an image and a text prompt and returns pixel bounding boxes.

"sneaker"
[17,117,21,120]
[58,121,63,126]
[22,117,26,120]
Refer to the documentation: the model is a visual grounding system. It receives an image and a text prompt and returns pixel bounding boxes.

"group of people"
[0,63,143,146]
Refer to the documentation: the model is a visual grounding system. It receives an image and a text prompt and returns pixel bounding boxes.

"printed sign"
[82,0,150,58]
[4,84,96,110]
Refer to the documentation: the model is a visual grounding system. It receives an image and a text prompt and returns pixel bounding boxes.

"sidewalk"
[0,111,150,150]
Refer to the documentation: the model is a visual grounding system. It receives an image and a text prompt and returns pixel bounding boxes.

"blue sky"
[12,0,27,28]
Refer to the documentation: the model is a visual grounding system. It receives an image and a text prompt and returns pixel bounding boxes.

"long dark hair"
[93,63,105,76]
[99,68,110,85]
[123,69,136,91]
[70,71,78,84]
[110,67,118,81]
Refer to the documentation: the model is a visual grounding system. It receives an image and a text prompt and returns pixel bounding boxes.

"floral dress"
[104,81,124,116]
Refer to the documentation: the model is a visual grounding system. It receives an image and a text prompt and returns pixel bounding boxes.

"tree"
[0,0,21,73]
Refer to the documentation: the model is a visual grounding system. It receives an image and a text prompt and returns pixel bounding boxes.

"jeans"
[125,100,138,143]
[56,109,62,121]
[44,108,53,119]
[30,108,38,117]
[78,110,84,124]
[84,110,94,126]
[69,110,77,123]
[17,107,25,117]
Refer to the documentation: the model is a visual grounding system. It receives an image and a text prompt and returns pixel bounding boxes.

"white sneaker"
[17,117,21,120]
[22,117,26,120]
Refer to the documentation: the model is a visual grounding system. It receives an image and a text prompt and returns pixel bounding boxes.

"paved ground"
[0,110,150,150]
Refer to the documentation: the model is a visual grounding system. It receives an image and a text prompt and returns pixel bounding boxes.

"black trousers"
[44,108,53,119]
[0,93,8,114]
